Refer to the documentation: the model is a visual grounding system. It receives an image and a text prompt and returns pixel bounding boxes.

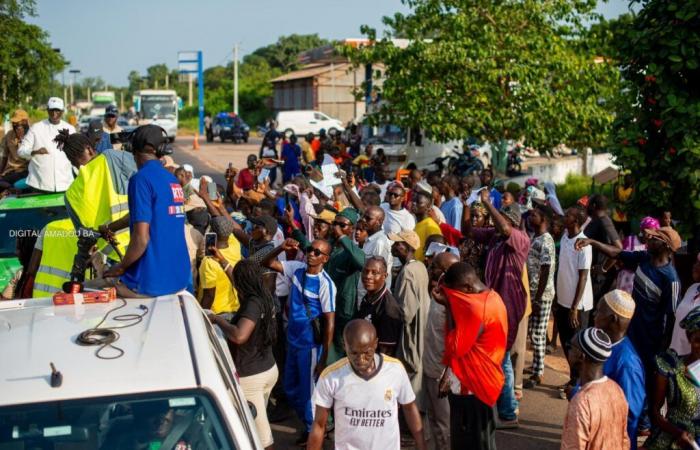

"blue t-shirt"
[282,261,336,349]
[440,197,463,230]
[621,251,681,368]
[276,197,302,224]
[121,160,191,296]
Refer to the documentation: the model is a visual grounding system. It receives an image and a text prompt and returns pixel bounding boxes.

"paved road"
[171,135,571,449]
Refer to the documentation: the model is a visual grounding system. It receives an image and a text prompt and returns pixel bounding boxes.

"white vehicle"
[0,294,263,449]
[363,123,491,172]
[275,110,344,137]
[134,89,181,142]
[89,91,116,117]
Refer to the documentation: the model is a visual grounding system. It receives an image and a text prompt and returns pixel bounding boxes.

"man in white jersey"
[308,319,426,450]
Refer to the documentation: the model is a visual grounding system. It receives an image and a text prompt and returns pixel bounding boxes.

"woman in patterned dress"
[646,307,700,450]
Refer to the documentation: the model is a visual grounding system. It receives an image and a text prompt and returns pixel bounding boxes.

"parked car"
[275,110,344,137]
[213,114,249,143]
[0,193,68,291]
[0,293,263,449]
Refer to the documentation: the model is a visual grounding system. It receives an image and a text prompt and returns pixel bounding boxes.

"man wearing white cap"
[18,97,76,192]
[593,289,645,450]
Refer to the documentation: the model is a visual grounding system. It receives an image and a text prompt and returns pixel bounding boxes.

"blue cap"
[105,105,118,117]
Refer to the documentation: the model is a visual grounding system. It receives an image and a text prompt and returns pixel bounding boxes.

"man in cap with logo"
[86,118,113,154]
[18,97,76,192]
[390,229,431,407]
[102,125,190,297]
[103,105,123,150]
[0,109,30,192]
[561,327,630,450]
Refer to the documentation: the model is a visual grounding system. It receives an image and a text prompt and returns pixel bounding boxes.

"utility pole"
[165,72,169,89]
[69,69,80,108]
[87,86,91,102]
[120,91,124,111]
[233,44,239,114]
[188,73,193,107]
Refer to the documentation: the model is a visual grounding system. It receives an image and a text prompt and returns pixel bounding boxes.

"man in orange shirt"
[432,262,507,450]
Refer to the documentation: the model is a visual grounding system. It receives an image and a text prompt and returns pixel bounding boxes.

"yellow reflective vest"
[32,218,79,298]
[32,153,132,297]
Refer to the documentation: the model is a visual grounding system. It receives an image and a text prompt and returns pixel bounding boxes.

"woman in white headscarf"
[544,181,564,216]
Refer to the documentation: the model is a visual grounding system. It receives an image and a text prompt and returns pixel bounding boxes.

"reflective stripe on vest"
[32,218,78,298]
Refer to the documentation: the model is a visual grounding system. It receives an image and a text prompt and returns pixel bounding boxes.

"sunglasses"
[386,192,402,198]
[306,246,329,257]
[333,221,351,229]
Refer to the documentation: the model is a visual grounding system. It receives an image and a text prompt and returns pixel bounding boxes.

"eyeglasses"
[306,246,329,257]
[333,221,350,229]
[386,192,402,198]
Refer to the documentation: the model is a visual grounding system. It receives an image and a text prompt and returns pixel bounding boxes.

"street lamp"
[69,69,80,107]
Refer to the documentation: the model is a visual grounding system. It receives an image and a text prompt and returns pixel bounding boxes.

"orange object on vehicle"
[52,288,117,306]
[396,169,410,182]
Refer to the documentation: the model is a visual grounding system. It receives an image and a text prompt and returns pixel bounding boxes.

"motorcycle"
[430,145,485,177]
[507,144,525,176]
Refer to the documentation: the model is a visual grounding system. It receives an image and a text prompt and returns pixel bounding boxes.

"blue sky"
[31,0,632,87]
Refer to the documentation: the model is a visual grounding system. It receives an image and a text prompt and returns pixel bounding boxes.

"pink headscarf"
[640,216,660,232]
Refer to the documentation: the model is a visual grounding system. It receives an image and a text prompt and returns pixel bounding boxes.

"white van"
[0,293,263,449]
[275,110,344,137]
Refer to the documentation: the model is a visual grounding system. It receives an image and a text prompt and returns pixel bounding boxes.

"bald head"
[312,239,332,256]
[434,252,460,271]
[444,262,485,293]
[362,206,385,234]
[344,319,377,346]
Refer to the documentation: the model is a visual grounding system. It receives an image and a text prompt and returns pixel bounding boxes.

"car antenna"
[50,362,63,388]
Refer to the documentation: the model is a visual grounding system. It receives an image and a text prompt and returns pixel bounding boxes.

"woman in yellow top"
[198,215,242,315]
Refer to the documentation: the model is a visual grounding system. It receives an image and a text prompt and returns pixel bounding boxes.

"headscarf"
[544,181,564,216]
[640,216,660,232]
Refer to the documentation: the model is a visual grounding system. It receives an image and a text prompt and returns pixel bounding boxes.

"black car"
[213,116,249,143]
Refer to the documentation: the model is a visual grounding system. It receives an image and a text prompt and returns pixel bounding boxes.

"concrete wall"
[527,153,617,184]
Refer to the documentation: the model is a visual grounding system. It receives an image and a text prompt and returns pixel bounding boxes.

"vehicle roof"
[0,295,199,407]
[136,89,177,95]
[0,193,65,211]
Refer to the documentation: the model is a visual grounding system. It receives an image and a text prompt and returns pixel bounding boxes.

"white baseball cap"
[47,97,65,111]
[182,164,194,175]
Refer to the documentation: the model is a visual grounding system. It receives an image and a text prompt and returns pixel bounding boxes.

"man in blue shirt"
[103,125,190,297]
[86,119,112,154]
[263,238,336,447]
[594,289,646,450]
[439,174,463,229]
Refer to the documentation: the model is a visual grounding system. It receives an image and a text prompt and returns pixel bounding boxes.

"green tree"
[344,0,620,167]
[250,33,330,71]
[611,0,700,231]
[0,0,65,114]
[146,63,169,88]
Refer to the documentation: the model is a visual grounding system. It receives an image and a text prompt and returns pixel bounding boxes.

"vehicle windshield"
[365,124,407,145]
[0,205,67,257]
[217,117,242,127]
[0,391,234,450]
[141,96,177,120]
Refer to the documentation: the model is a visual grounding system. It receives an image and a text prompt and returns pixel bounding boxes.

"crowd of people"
[3,99,700,450]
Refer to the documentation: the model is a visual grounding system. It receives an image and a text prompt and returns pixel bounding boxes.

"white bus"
[89,91,116,117]
[133,89,181,142]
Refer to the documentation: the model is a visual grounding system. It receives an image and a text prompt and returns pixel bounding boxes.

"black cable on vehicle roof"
[75,298,149,360]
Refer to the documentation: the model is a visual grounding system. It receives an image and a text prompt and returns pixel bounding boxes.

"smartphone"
[205,232,217,256]
[207,181,218,201]
[284,192,290,209]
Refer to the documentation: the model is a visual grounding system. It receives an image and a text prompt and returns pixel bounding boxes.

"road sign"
[177,51,204,135]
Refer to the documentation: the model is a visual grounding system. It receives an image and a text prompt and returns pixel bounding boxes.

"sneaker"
[496,417,519,429]
[295,431,309,447]
[524,375,542,389]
